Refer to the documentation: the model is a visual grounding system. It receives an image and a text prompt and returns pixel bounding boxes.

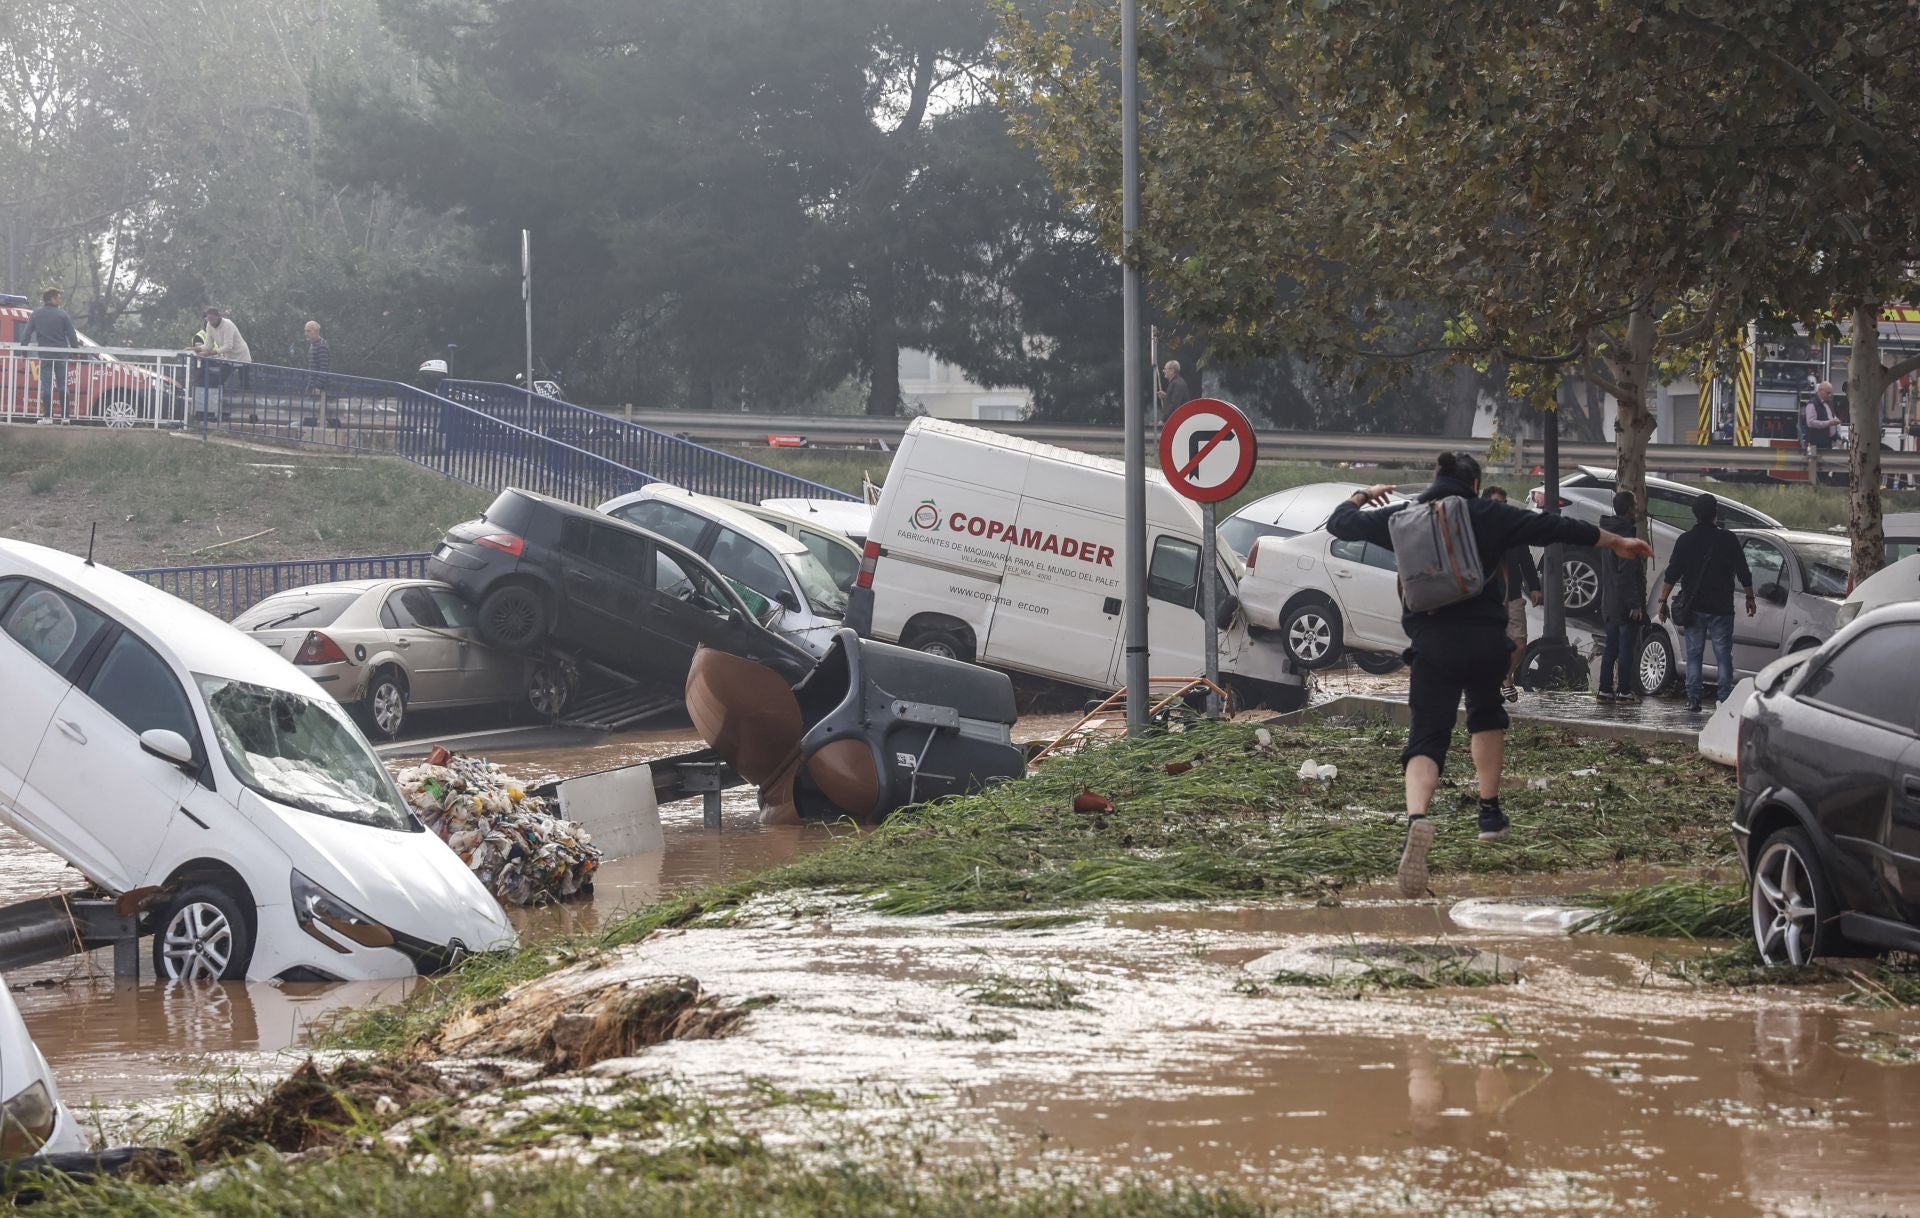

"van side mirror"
[139,728,197,774]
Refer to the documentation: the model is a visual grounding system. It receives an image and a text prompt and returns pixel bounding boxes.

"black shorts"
[1402,625,1513,769]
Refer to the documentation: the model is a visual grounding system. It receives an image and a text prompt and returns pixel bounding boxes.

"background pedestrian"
[23,288,77,423]
[1657,493,1755,713]
[304,320,332,428]
[1480,486,1541,701]
[1596,489,1647,701]
[1157,360,1191,414]
[1330,452,1652,897]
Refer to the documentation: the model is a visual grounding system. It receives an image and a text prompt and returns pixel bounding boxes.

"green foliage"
[1571,879,1747,940]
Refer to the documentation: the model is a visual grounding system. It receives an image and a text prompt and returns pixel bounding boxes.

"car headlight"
[0,1080,58,1157]
[291,870,395,952]
[1835,601,1860,628]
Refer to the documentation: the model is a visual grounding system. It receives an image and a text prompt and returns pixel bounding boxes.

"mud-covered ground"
[12,715,1919,1217]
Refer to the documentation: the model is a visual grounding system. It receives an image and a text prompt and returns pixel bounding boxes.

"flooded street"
[0,706,1914,1215]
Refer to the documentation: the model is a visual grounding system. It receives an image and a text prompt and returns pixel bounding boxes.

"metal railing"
[128,553,432,621]
[0,342,192,427]
[440,379,857,503]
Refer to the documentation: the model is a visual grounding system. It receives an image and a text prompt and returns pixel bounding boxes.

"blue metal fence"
[439,379,857,504]
[128,553,433,621]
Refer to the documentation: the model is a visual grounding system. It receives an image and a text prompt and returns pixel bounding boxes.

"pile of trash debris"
[394,751,600,906]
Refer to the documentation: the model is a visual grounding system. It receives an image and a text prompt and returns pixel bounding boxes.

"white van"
[845,419,1304,708]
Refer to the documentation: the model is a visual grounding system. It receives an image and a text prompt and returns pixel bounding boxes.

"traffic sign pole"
[1158,398,1257,720]
[1120,0,1146,735]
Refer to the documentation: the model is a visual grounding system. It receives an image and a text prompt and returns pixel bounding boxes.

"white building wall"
[898,349,1033,421]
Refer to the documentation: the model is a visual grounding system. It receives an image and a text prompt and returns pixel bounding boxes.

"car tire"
[901,625,972,661]
[1787,637,1820,654]
[1229,677,1309,714]
[1635,629,1678,697]
[1750,826,1843,966]
[152,883,254,982]
[100,394,140,429]
[477,584,549,651]
[361,668,408,739]
[1349,650,1405,675]
[1282,601,1344,670]
[526,659,575,719]
[1561,552,1601,614]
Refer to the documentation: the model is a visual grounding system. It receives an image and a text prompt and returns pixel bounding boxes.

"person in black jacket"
[1657,494,1756,713]
[1330,452,1652,897]
[1481,487,1541,701]
[1596,490,1648,701]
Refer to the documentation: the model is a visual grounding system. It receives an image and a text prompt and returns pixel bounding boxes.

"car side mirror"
[1213,593,1240,630]
[776,590,801,613]
[139,728,197,774]
[1759,582,1789,605]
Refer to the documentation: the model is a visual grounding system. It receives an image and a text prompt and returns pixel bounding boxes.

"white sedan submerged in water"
[0,539,515,982]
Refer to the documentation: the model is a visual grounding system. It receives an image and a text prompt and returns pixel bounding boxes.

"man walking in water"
[1330,452,1653,896]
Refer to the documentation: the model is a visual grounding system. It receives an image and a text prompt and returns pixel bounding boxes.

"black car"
[1734,602,1920,965]
[428,488,814,686]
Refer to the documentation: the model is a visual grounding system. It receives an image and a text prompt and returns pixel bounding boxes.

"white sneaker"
[1398,816,1435,898]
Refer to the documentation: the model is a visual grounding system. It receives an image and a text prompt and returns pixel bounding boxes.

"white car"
[1239,526,1410,673]
[1836,552,1920,630]
[0,540,515,982]
[733,501,865,593]
[757,497,873,545]
[231,579,571,738]
[1219,482,1372,559]
[597,486,848,657]
[0,982,84,1160]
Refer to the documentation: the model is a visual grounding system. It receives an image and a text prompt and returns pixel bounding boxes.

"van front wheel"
[902,625,973,662]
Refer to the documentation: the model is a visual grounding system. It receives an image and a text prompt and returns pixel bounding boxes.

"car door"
[428,586,521,703]
[648,548,743,680]
[1783,623,1920,921]
[1736,535,1792,673]
[555,517,651,663]
[1327,538,1403,651]
[0,578,107,816]
[381,585,464,705]
[20,627,198,893]
[1130,533,1210,684]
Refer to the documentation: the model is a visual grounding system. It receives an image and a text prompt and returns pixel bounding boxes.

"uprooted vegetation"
[334,718,1734,1053]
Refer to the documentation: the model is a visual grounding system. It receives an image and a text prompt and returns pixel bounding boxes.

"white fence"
[0,342,194,428]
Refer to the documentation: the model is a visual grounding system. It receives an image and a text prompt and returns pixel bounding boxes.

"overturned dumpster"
[687,626,1025,823]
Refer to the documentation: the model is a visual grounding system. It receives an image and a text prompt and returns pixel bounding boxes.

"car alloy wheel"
[1752,831,1827,966]
[369,675,407,737]
[1562,556,1600,612]
[159,902,234,982]
[527,661,573,717]
[1286,610,1334,665]
[1636,631,1676,697]
[101,397,139,428]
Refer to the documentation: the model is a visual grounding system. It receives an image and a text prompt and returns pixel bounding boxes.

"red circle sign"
[1158,398,1257,503]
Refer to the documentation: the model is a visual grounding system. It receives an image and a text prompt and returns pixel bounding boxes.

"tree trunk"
[1612,305,1659,541]
[1442,362,1479,437]
[864,259,900,418]
[688,357,715,412]
[1847,302,1888,584]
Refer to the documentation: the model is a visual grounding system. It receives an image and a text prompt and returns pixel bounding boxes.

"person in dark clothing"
[23,288,77,423]
[1596,490,1648,701]
[1331,452,1652,897]
[303,320,333,428]
[1657,493,1756,712]
[1157,361,1192,414]
[1481,487,1541,700]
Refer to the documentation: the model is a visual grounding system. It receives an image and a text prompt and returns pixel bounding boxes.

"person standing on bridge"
[303,320,332,428]
[1157,360,1192,414]
[1330,452,1653,898]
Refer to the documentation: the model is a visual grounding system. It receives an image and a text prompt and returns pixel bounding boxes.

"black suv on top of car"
[428,488,815,687]
[1735,601,1920,966]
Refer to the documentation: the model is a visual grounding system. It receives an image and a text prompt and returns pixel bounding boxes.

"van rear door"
[982,498,1122,684]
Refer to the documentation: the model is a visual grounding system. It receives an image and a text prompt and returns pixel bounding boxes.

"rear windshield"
[232,591,360,631]
[1221,516,1299,558]
[481,489,536,534]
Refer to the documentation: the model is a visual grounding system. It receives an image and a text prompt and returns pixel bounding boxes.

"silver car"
[231,579,570,737]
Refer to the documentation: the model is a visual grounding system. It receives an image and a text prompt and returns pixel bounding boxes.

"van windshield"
[197,677,414,831]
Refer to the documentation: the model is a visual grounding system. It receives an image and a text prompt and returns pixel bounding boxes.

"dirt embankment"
[0,425,488,569]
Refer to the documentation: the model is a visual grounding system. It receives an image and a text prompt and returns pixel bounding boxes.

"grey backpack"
[1388,496,1487,612]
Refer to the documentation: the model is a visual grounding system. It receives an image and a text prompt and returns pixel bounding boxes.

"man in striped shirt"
[304,320,333,429]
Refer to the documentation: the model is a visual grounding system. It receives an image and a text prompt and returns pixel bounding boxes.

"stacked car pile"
[394,753,600,905]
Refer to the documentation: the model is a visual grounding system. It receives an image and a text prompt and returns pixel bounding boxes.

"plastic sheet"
[394,755,600,905]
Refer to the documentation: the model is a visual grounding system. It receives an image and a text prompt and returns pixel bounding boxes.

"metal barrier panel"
[0,343,192,427]
[127,553,435,620]
[440,379,857,504]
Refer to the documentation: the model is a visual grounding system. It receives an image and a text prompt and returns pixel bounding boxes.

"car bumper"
[246,901,482,982]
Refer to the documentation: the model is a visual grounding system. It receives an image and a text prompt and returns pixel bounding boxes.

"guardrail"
[440,379,857,503]
[0,342,191,427]
[128,553,432,621]
[605,407,1920,476]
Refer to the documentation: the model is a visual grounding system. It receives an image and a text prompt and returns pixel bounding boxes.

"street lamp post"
[1121,0,1149,734]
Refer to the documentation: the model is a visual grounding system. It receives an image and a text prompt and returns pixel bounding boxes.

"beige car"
[231,579,571,737]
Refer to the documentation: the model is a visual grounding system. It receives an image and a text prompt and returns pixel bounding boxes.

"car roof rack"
[0,294,28,308]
